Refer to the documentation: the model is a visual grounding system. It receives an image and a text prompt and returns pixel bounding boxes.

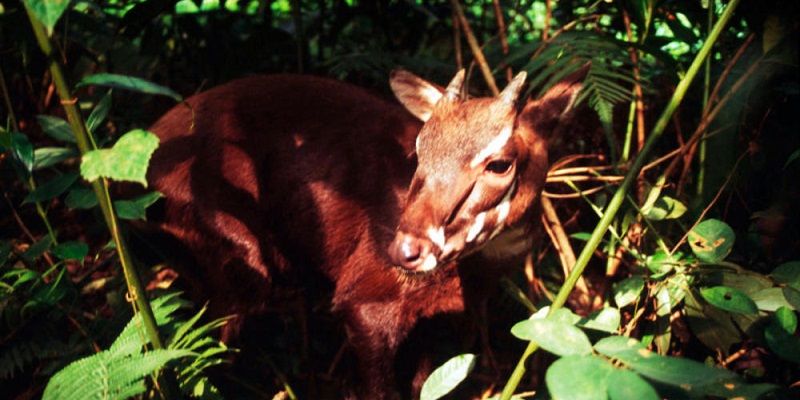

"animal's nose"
[388,232,437,272]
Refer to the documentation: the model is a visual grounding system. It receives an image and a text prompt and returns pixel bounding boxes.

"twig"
[452,7,463,69]
[491,0,512,82]
[670,150,748,255]
[449,0,499,95]
[542,0,552,40]
[540,197,590,304]
[543,186,605,199]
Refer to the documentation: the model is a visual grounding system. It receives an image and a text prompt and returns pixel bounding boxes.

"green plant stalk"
[23,0,175,366]
[622,96,636,162]
[696,0,715,197]
[499,0,740,398]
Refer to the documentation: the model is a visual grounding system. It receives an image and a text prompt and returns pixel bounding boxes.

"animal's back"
[147,75,421,316]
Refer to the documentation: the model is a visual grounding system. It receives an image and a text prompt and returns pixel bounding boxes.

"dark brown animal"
[147,69,583,398]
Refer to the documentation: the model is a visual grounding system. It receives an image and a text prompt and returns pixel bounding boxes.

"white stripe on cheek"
[427,226,446,250]
[466,212,487,243]
[470,126,512,168]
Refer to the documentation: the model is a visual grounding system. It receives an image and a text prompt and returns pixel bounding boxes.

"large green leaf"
[546,355,613,400]
[419,353,475,400]
[511,318,592,356]
[700,286,758,315]
[688,219,735,263]
[594,336,751,395]
[78,74,182,102]
[751,287,800,311]
[579,307,621,333]
[81,129,159,186]
[23,0,72,35]
[607,369,659,400]
[684,288,744,355]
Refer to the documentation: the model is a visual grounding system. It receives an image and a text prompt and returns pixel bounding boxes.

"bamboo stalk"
[23,5,176,398]
[499,1,741,397]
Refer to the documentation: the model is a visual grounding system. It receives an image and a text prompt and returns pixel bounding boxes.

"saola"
[147,68,584,398]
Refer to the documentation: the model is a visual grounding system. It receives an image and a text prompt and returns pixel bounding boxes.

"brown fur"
[147,71,583,398]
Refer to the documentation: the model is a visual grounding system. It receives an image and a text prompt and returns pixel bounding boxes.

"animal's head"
[387,68,586,273]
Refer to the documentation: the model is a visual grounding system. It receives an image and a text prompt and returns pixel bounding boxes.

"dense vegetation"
[1,0,798,398]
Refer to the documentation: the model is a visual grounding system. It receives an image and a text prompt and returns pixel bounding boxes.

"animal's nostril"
[389,233,434,270]
[401,240,422,262]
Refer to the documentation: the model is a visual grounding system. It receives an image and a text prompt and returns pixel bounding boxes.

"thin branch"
[491,0,512,82]
[449,0,499,95]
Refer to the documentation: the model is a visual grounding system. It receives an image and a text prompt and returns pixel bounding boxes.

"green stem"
[499,1,740,398]
[23,5,176,397]
[696,0,715,197]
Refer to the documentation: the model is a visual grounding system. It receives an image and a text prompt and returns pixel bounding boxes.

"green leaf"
[511,318,593,356]
[644,250,677,278]
[80,129,160,186]
[764,308,800,364]
[32,147,78,170]
[3,132,34,174]
[771,261,800,290]
[65,187,98,209]
[36,115,76,143]
[774,306,797,333]
[87,91,112,134]
[114,192,163,220]
[23,172,79,204]
[579,307,621,333]
[751,287,800,311]
[684,289,744,355]
[52,241,88,261]
[613,276,645,308]
[595,336,738,389]
[643,196,687,221]
[546,355,613,400]
[570,232,593,241]
[23,0,71,35]
[419,354,476,400]
[700,286,758,315]
[78,74,183,102]
[688,219,735,263]
[607,369,659,400]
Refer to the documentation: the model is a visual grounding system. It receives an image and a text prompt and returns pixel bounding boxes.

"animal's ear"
[519,63,590,135]
[390,69,465,122]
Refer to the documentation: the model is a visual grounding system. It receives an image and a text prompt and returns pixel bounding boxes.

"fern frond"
[42,348,192,400]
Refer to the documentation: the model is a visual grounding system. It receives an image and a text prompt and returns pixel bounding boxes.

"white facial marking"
[420,253,438,272]
[496,179,516,225]
[496,200,510,225]
[415,135,421,153]
[466,212,487,243]
[427,226,446,250]
[470,126,513,168]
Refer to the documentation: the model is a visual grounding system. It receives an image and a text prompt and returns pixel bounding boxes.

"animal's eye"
[485,159,513,175]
